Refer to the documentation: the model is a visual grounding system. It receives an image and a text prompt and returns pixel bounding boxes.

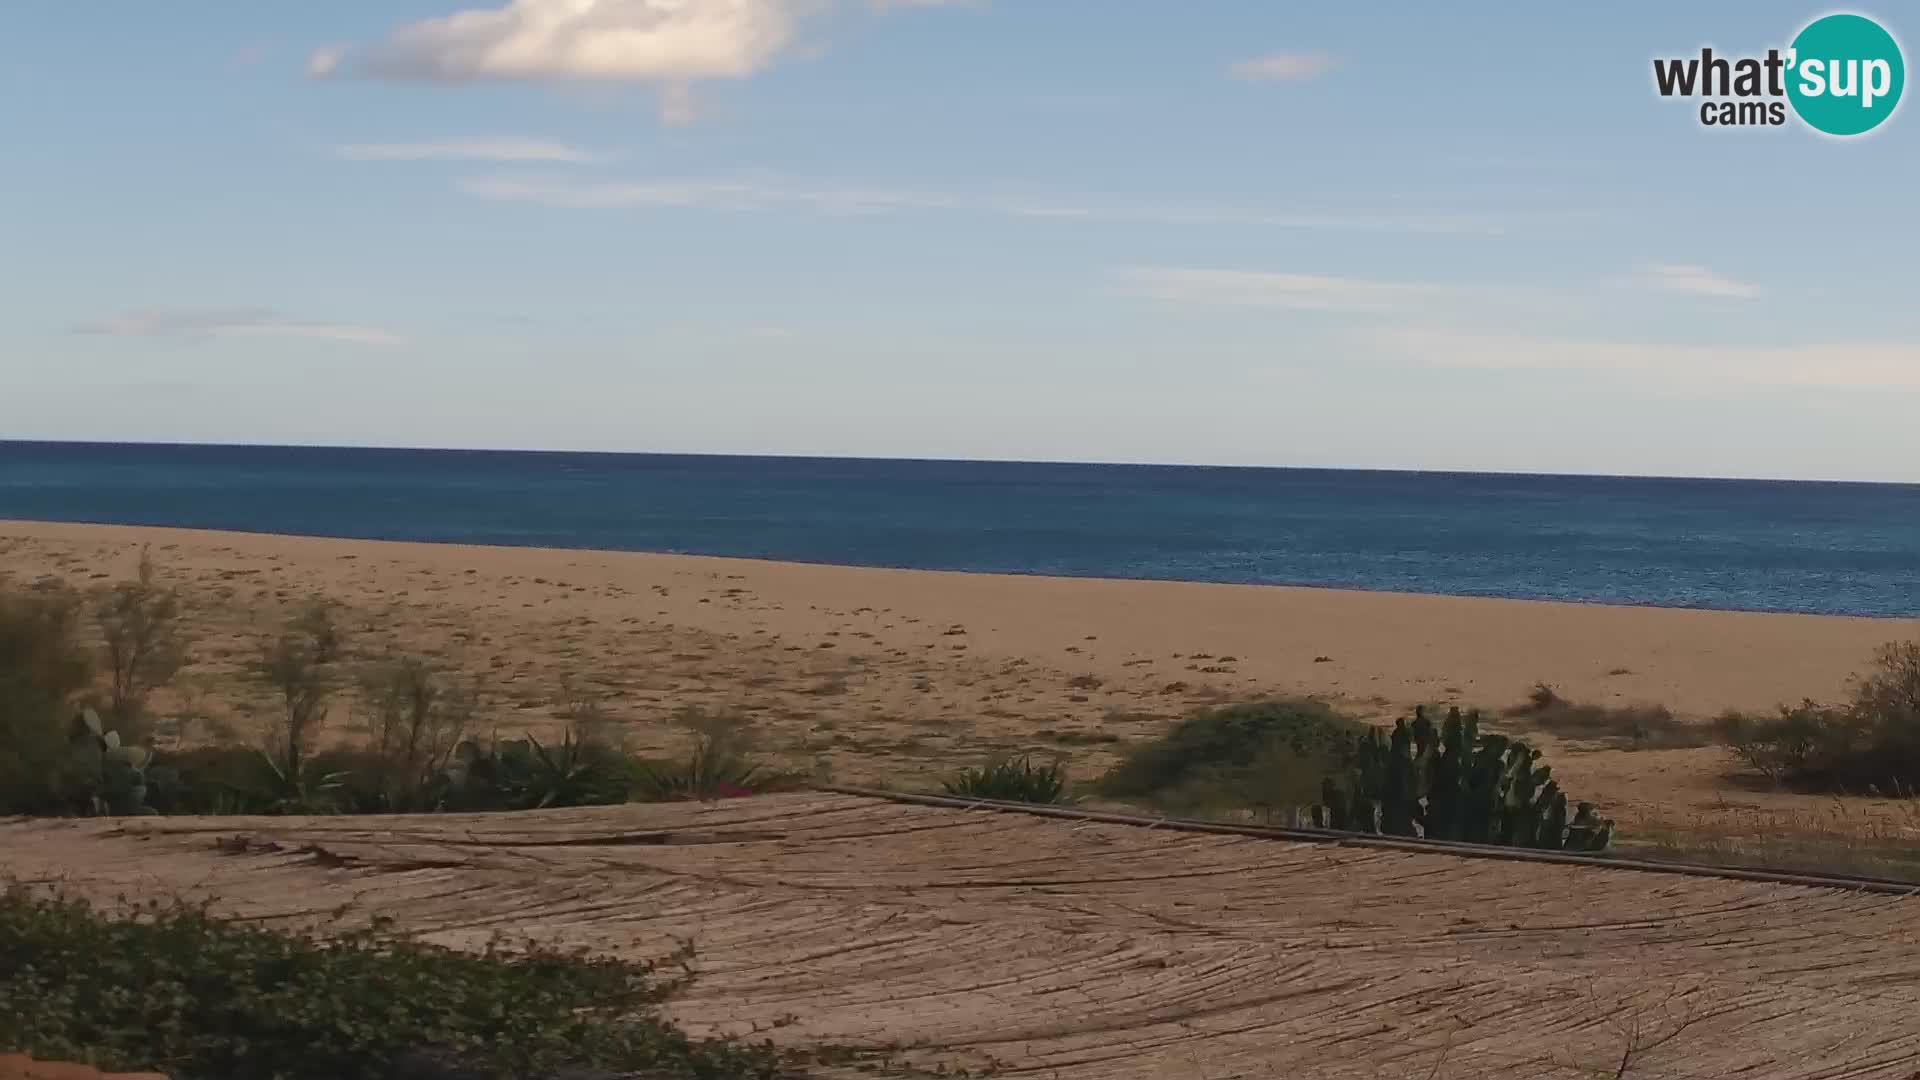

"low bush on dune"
[136,721,799,817]
[0,568,802,820]
[1093,699,1366,816]
[1715,640,1920,793]
[1505,684,1709,749]
[0,885,785,1080]
[0,581,100,816]
[943,755,1070,803]
[1089,700,1614,850]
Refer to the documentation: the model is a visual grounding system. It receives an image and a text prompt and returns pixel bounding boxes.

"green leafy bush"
[0,884,784,1080]
[1715,641,1920,793]
[1316,706,1613,851]
[943,755,1069,803]
[1093,700,1364,814]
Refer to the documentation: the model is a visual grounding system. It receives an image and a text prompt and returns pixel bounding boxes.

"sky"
[4,1,1917,482]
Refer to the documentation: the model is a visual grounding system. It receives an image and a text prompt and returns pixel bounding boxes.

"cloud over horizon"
[75,308,404,347]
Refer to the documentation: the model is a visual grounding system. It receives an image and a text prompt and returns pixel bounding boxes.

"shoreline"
[7,517,1919,833]
[5,516,1914,623]
[4,518,1910,720]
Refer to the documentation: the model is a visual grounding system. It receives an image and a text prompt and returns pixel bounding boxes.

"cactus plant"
[1316,706,1613,852]
[65,707,159,815]
[99,744,156,816]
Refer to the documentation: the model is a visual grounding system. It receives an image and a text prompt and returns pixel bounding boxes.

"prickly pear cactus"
[99,745,155,816]
[68,707,159,816]
[1315,707,1614,851]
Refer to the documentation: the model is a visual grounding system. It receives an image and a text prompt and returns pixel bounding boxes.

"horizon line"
[2,437,1916,489]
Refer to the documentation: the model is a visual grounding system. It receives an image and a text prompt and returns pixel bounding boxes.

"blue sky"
[4,2,1916,481]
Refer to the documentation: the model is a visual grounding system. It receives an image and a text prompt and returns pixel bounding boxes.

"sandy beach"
[4,519,1916,834]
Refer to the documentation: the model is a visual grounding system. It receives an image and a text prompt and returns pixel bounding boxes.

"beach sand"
[4,519,1916,835]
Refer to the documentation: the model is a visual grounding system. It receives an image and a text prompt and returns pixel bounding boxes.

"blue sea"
[2,441,1917,618]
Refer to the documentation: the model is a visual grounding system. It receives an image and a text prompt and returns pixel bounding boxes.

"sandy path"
[3,520,1916,832]
[7,793,1920,1079]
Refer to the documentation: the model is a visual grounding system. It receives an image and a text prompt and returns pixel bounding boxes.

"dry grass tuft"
[1506,684,1710,749]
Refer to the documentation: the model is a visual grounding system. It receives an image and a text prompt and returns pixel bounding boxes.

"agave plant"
[943,756,1070,804]
[437,729,628,811]
[629,740,773,802]
[256,749,350,815]
[629,710,804,803]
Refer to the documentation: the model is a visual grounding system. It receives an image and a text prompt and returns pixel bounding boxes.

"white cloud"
[1119,267,1441,311]
[309,0,983,121]
[1228,50,1339,82]
[76,308,404,347]
[458,174,1490,232]
[1635,263,1761,299]
[1365,327,1920,389]
[336,137,599,163]
[325,0,801,84]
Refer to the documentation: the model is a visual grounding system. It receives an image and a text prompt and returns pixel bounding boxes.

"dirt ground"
[5,519,1919,843]
[8,793,1920,1079]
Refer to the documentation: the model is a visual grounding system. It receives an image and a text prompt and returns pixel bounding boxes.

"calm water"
[2,441,1918,617]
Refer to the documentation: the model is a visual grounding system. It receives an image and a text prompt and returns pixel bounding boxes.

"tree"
[94,548,187,737]
[254,598,345,780]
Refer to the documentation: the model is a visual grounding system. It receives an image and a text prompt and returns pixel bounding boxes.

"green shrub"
[144,733,645,817]
[0,582,97,815]
[0,884,783,1080]
[1094,700,1364,815]
[1716,641,1920,793]
[1316,707,1614,851]
[145,745,282,815]
[943,756,1069,803]
[0,581,94,716]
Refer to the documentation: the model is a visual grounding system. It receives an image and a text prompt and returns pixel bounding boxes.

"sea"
[2,441,1917,618]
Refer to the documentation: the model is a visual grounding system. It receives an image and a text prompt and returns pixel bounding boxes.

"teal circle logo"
[1787,13,1904,135]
